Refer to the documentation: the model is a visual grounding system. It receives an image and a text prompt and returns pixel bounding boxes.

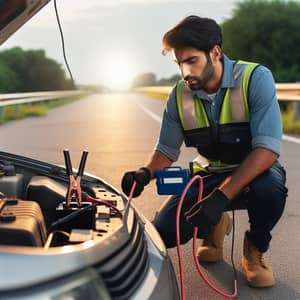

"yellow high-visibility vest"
[176,61,259,173]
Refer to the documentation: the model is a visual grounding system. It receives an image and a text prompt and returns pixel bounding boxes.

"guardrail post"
[0,107,4,121]
[294,101,300,121]
[15,104,20,114]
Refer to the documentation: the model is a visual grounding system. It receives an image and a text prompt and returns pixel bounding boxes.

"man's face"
[173,47,214,91]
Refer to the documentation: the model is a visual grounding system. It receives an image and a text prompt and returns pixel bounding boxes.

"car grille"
[95,215,149,300]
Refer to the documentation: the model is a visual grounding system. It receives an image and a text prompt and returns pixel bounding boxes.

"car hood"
[0,0,50,46]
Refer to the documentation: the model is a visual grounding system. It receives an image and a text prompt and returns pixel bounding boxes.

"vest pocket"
[184,128,219,161]
[219,123,252,163]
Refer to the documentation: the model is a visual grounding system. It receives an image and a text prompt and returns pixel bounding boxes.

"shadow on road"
[199,260,300,299]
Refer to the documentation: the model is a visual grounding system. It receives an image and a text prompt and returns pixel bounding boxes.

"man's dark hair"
[162,15,222,55]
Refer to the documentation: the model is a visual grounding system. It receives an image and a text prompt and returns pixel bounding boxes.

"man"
[121,16,287,288]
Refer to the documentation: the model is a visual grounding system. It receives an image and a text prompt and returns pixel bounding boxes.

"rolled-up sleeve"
[154,87,184,161]
[249,66,282,156]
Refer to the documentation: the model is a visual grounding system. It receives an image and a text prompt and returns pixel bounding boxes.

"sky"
[2,0,240,90]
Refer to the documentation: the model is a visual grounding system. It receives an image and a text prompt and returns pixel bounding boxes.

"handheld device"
[155,166,190,195]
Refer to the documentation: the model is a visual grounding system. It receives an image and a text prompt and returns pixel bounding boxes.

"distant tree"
[0,62,20,93]
[0,47,74,93]
[131,72,157,88]
[222,0,300,82]
[157,74,181,86]
[79,84,109,92]
[0,47,27,91]
[24,49,70,91]
[131,72,181,87]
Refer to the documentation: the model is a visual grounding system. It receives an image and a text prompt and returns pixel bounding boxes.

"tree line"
[131,73,181,88]
[0,47,73,93]
[132,0,300,88]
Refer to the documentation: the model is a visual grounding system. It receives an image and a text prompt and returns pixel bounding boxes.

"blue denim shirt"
[155,54,282,162]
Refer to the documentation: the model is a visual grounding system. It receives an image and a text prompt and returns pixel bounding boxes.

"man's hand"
[184,188,229,232]
[121,167,151,197]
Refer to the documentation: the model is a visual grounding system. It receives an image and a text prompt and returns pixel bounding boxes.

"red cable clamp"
[63,149,88,207]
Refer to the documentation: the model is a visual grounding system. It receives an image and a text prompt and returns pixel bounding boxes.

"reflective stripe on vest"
[176,61,258,130]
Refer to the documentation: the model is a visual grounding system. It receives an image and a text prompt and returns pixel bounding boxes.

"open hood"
[0,0,50,45]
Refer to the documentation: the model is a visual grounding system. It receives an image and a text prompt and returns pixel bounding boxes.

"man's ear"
[210,45,222,63]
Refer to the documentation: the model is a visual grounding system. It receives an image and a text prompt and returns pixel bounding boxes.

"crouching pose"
[122,16,287,288]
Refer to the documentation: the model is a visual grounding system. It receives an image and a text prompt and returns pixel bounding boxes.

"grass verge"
[281,104,300,134]
[0,94,87,125]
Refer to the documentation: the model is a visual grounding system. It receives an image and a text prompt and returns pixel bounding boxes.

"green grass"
[140,91,169,101]
[0,94,88,125]
[281,105,300,134]
[46,94,86,108]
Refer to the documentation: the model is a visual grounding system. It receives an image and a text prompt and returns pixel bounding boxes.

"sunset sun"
[101,56,135,91]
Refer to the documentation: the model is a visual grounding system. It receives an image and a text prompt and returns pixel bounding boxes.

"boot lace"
[249,247,268,269]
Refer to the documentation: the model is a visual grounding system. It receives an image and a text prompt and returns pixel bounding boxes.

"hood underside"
[0,0,50,45]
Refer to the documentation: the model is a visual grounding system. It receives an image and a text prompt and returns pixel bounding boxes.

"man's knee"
[250,164,287,202]
[152,217,177,248]
[152,215,194,248]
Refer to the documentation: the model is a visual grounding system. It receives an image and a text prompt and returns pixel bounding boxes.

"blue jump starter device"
[155,166,190,195]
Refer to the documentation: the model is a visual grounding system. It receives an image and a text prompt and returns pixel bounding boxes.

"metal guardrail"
[276,83,300,102]
[134,83,300,102]
[0,90,86,107]
[134,84,300,120]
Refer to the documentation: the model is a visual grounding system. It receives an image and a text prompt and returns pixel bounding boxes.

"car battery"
[55,202,96,231]
[0,199,47,247]
[155,167,190,195]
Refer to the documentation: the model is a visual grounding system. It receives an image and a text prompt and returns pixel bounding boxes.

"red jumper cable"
[176,174,238,299]
[126,176,238,299]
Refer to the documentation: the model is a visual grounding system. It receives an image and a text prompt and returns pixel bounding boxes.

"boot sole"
[247,280,275,288]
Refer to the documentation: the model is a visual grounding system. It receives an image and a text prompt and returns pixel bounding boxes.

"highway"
[0,93,299,299]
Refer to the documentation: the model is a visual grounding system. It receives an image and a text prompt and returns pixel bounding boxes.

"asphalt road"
[0,93,299,300]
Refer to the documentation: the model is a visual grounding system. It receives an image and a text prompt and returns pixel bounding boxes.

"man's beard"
[184,53,214,91]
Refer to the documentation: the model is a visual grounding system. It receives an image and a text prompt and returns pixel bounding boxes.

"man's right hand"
[121,167,151,197]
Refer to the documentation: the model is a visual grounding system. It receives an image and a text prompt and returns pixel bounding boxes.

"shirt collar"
[191,54,236,99]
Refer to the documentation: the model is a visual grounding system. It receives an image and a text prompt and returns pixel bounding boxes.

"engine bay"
[0,150,125,249]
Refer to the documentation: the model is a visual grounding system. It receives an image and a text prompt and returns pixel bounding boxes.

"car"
[0,1,180,299]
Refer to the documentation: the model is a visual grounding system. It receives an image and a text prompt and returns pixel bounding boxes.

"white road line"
[137,102,300,145]
[283,134,300,145]
[137,102,162,123]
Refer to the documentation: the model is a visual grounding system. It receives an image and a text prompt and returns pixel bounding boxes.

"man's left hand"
[184,188,230,232]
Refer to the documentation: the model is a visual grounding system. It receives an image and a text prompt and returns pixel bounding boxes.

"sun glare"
[101,57,134,91]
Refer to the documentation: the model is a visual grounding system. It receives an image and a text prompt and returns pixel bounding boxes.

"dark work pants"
[152,161,288,253]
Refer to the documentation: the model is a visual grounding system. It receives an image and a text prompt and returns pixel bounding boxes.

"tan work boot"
[242,235,275,287]
[197,212,232,262]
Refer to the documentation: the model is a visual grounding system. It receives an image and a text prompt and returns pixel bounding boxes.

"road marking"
[137,102,162,123]
[283,134,300,145]
[137,103,300,145]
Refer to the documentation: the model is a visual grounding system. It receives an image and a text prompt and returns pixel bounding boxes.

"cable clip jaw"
[63,149,88,207]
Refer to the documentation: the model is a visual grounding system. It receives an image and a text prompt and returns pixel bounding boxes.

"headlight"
[51,269,110,300]
[12,269,112,300]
